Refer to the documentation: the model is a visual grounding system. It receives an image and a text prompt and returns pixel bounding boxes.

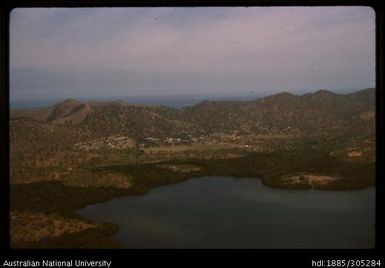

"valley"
[9,88,376,248]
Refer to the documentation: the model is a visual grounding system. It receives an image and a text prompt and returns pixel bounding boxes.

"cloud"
[10,7,375,101]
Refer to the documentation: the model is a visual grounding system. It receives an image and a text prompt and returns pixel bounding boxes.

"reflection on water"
[78,176,375,248]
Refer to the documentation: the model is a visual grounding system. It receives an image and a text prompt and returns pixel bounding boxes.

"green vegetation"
[9,88,376,248]
[10,143,374,247]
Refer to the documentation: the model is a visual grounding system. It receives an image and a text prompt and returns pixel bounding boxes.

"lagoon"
[78,176,375,248]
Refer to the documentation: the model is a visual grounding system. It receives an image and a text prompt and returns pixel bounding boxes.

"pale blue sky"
[10,7,375,101]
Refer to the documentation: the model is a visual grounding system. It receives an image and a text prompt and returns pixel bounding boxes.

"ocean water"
[10,94,262,109]
[77,176,375,248]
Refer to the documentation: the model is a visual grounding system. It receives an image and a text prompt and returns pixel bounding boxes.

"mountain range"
[10,88,375,148]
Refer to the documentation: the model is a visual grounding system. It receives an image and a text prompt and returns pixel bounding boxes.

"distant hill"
[301,88,375,119]
[10,88,375,143]
[11,98,93,125]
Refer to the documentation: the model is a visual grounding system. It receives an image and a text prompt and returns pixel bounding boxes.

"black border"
[1,0,384,266]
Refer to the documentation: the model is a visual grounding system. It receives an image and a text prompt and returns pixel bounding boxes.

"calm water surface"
[77,176,375,248]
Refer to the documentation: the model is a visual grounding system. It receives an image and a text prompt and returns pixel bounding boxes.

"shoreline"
[10,171,374,248]
[10,148,375,248]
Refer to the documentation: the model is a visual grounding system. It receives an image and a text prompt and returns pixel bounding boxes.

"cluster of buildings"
[74,134,207,151]
[137,134,205,148]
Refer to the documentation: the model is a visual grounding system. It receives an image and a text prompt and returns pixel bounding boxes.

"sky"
[10,7,375,102]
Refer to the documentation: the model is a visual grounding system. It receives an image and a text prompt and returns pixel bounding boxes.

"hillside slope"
[10,88,375,140]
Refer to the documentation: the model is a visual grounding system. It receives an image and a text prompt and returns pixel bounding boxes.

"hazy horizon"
[10,7,375,102]
[10,86,371,103]
[10,87,373,110]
